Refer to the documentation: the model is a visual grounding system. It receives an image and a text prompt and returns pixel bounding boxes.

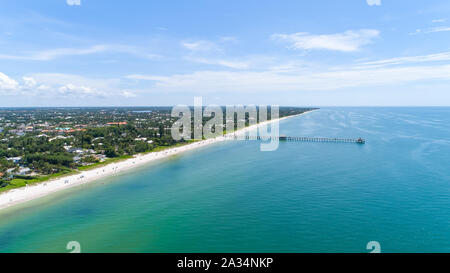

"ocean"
[0,107,449,253]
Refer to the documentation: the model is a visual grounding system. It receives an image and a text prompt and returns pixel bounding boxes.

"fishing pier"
[225,135,365,144]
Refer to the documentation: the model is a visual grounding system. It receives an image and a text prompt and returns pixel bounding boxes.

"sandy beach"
[0,112,313,211]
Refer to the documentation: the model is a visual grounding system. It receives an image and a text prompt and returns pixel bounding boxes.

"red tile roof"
[107,122,128,125]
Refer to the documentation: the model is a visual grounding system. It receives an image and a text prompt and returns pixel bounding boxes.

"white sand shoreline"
[0,111,315,211]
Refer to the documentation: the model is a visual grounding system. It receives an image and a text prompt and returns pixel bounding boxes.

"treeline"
[0,122,185,186]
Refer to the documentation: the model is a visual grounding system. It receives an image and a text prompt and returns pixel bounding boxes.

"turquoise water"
[0,107,449,253]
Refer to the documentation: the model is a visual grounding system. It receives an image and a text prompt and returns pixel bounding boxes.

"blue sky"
[1,0,450,106]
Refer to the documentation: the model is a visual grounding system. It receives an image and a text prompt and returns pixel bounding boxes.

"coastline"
[0,111,315,211]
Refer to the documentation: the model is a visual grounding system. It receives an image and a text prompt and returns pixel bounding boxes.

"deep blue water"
[0,107,449,253]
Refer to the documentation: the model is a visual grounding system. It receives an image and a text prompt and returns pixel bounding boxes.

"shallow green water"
[1,108,449,253]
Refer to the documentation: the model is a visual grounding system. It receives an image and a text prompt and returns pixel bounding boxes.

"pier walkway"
[225,135,365,144]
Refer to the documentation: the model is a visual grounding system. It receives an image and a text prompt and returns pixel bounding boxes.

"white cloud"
[126,74,170,81]
[219,36,239,43]
[366,0,381,6]
[359,51,450,67]
[181,38,249,69]
[37,84,51,91]
[0,45,160,61]
[432,19,447,23]
[66,0,81,6]
[22,77,37,88]
[2,72,144,101]
[272,29,380,52]
[185,57,250,69]
[0,45,107,61]
[121,90,137,98]
[410,26,450,35]
[182,37,239,52]
[126,61,450,93]
[58,83,99,96]
[0,72,19,90]
[182,40,220,52]
[428,26,450,33]
[15,73,123,98]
